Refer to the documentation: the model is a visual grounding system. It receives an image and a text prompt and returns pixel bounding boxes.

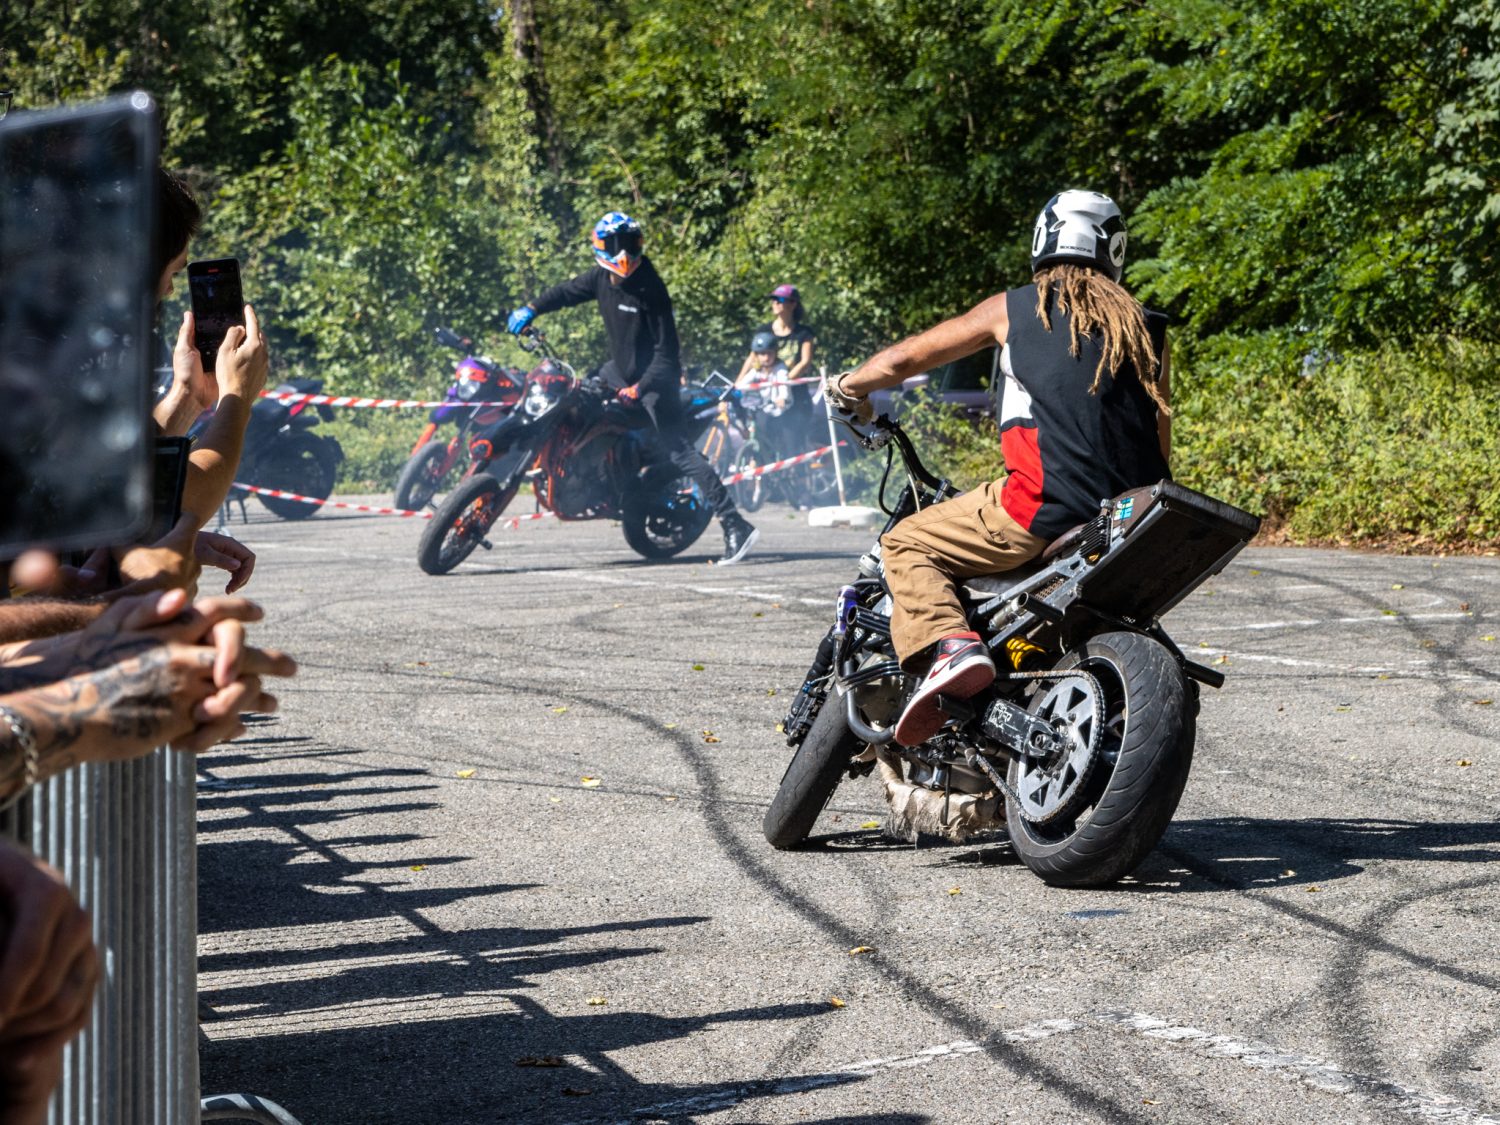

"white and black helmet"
[1030,190,1127,281]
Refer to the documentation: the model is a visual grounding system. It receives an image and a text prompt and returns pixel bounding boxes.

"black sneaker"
[718,514,759,565]
[893,633,996,747]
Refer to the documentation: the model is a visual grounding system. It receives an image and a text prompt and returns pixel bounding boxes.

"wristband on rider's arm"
[0,704,41,811]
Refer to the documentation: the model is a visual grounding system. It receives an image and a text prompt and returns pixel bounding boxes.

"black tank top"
[996,283,1170,540]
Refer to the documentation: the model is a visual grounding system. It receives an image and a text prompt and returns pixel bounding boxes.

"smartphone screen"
[188,258,244,371]
[146,436,191,543]
[0,93,158,554]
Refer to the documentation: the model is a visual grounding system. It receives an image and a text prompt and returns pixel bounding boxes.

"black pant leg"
[664,429,738,521]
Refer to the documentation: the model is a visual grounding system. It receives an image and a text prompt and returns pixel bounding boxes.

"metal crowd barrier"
[1,749,302,1125]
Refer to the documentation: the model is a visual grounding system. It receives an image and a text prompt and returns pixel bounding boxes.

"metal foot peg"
[479,538,493,550]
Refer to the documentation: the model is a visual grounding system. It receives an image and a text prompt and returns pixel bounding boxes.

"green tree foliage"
[2,0,1497,538]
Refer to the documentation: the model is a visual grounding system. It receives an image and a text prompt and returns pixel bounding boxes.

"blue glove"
[506,305,536,335]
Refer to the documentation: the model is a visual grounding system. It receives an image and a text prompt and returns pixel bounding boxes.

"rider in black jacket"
[508,212,758,564]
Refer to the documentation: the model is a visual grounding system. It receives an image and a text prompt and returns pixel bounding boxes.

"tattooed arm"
[0,591,296,803]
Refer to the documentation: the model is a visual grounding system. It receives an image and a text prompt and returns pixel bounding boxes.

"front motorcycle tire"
[1005,631,1193,887]
[416,472,518,575]
[257,433,340,520]
[394,442,452,511]
[763,691,863,849]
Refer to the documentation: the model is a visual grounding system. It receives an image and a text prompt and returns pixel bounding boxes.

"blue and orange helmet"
[591,212,644,279]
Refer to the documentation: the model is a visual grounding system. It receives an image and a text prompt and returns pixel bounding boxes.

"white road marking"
[554,567,827,608]
[1210,611,1471,632]
[589,1010,1500,1124]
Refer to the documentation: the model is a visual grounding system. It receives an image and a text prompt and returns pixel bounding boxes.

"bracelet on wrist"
[0,704,41,811]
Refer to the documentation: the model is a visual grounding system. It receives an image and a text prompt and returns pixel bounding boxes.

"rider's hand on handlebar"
[506,305,536,335]
[823,369,873,423]
[616,383,641,403]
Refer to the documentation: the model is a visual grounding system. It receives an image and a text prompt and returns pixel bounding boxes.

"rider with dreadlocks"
[824,191,1172,747]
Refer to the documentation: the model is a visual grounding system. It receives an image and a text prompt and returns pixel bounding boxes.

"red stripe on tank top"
[1000,426,1044,531]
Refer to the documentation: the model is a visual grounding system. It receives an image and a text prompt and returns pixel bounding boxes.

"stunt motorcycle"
[767,413,1260,886]
[416,329,725,574]
[393,327,525,511]
[218,376,344,521]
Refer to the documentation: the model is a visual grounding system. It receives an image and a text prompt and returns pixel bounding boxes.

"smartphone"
[0,92,158,555]
[146,436,191,543]
[188,257,244,371]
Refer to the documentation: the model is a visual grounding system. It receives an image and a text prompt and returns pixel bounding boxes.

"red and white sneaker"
[893,633,996,747]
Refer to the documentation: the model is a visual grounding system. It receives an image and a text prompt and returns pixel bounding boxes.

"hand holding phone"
[187,257,244,371]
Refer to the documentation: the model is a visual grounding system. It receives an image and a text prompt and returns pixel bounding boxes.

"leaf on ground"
[1197,641,1209,648]
[1212,655,1230,665]
[1461,602,1471,611]
[1143,1099,1160,1106]
[456,769,476,779]
[1475,700,1494,707]
[1481,635,1496,642]
[828,996,846,1008]
[586,997,607,1006]
[551,706,569,714]
[947,886,962,896]
[548,797,562,803]
[771,603,782,609]
[1381,609,1398,616]
[1306,886,1321,893]
[849,946,874,956]
[515,1056,564,1068]
[1248,569,1261,576]
[753,611,764,618]
[1335,706,1351,712]
[766,688,777,696]
[580,777,601,788]
[664,722,678,729]
[702,731,721,743]
[663,795,679,801]
[1281,869,1296,877]
[775,722,786,733]
[860,820,880,829]
[612,602,623,608]
[410,865,426,872]
[691,664,705,671]
[1421,638,1438,648]
[1391,583,1405,590]
[1458,759,1473,767]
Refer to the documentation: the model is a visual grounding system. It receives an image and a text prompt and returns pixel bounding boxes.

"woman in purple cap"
[737,285,820,484]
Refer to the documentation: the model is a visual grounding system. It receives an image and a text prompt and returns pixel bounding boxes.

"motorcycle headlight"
[523,384,554,417]
[456,374,480,401]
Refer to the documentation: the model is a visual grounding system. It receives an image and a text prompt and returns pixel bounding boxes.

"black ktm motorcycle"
[416,329,724,574]
[218,376,344,521]
[766,413,1260,887]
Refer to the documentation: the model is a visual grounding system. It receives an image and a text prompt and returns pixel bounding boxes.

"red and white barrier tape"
[260,374,824,410]
[257,390,476,409]
[232,441,839,522]
[719,444,835,484]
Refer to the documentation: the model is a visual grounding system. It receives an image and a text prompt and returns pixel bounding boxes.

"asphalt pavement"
[194,495,1500,1125]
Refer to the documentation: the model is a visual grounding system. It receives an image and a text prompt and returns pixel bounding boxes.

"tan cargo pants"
[881,480,1049,670]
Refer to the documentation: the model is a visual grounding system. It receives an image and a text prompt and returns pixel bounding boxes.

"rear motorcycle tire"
[1005,631,1192,888]
[763,692,862,849]
[257,433,340,520]
[416,472,517,575]
[394,442,452,511]
[621,478,713,559]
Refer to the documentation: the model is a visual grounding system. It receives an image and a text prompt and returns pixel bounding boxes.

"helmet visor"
[597,228,643,258]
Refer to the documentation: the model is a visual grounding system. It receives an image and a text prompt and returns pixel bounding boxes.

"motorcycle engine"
[542,432,616,517]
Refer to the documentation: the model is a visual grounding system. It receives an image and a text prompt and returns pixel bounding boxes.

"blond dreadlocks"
[1032,264,1170,415]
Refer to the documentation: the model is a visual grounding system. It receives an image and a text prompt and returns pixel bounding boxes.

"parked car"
[868,346,996,419]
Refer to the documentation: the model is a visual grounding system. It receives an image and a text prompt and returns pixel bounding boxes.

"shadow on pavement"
[197,748,841,1124]
[1136,815,1500,890]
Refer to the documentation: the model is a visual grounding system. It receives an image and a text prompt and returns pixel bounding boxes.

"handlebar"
[837,412,943,491]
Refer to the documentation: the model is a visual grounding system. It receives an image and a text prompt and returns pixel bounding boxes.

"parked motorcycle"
[416,329,725,574]
[393,327,525,511]
[220,376,344,520]
[766,412,1260,887]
